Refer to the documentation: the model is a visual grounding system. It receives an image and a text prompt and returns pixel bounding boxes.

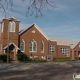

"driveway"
[0,61,80,80]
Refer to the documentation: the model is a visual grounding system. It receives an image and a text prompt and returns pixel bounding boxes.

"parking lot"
[0,61,80,80]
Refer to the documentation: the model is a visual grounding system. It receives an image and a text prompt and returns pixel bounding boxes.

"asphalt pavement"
[0,61,80,80]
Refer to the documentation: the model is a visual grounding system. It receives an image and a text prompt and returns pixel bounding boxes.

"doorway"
[10,52,14,60]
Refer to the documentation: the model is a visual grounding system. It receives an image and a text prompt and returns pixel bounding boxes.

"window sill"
[9,31,15,32]
[21,51,25,52]
[29,51,37,53]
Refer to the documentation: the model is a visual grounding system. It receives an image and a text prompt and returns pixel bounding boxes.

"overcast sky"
[0,0,80,40]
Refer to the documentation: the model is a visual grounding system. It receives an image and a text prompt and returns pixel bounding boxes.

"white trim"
[12,21,16,32]
[4,50,6,54]
[41,56,45,60]
[8,21,16,32]
[3,42,19,50]
[4,17,20,22]
[41,41,44,53]
[20,39,25,52]
[23,39,25,52]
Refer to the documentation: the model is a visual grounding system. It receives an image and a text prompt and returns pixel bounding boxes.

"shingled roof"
[50,37,79,49]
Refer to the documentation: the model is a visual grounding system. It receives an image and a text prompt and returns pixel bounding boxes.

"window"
[47,55,52,61]
[29,56,33,59]
[8,21,15,32]
[29,40,37,52]
[41,41,44,53]
[34,56,38,60]
[60,48,69,56]
[33,41,36,51]
[32,30,35,33]
[49,45,54,53]
[20,40,25,52]
[29,41,32,51]
[41,56,45,60]
[1,22,4,32]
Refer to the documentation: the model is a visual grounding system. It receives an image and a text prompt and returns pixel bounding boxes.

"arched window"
[12,21,16,32]
[29,40,37,52]
[8,21,16,32]
[20,40,25,52]
[41,41,44,53]
[29,41,32,51]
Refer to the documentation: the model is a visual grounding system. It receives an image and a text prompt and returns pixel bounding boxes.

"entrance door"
[10,52,14,60]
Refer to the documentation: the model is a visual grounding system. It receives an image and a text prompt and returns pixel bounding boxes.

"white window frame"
[41,56,45,60]
[20,39,25,52]
[49,45,54,53]
[41,41,44,53]
[61,48,70,57]
[8,21,16,32]
[34,56,38,60]
[29,40,37,52]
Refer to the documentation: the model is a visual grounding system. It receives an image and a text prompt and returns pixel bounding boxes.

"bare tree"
[0,0,55,18]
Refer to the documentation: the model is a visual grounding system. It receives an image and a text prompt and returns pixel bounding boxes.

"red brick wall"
[20,25,49,60]
[73,42,80,58]
[48,41,57,59]
[0,18,19,55]
[2,19,19,48]
[19,25,72,60]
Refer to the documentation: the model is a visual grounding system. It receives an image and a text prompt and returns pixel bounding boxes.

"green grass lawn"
[20,60,47,63]
[54,58,80,62]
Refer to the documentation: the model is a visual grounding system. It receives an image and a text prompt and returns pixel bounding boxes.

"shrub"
[0,54,10,62]
[17,53,31,61]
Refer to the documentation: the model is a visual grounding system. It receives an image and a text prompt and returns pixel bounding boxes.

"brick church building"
[0,17,80,61]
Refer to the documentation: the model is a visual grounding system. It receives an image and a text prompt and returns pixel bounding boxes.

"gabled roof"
[3,42,19,50]
[50,37,79,49]
[19,23,49,40]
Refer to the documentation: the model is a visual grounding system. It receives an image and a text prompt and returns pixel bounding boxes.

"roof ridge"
[19,23,34,35]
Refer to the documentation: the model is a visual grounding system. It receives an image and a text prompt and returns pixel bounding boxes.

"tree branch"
[0,0,55,18]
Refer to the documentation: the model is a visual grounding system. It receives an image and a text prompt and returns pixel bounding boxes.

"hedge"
[0,54,10,62]
[17,53,31,61]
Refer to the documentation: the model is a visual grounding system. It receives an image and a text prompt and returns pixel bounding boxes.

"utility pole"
[7,21,10,63]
